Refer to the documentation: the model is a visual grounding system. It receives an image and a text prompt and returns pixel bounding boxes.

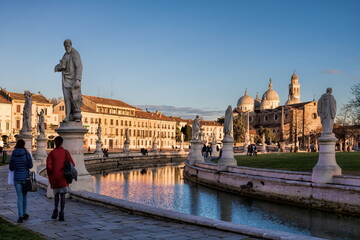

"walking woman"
[9,139,33,223]
[46,136,75,221]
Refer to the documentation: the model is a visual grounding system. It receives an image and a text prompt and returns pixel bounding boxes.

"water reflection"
[93,164,360,239]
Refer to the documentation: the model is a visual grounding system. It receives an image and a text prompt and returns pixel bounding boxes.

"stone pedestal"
[218,137,237,171]
[188,139,204,165]
[35,137,48,167]
[312,133,342,183]
[279,141,286,152]
[211,141,219,157]
[178,141,185,154]
[95,139,102,156]
[16,131,35,171]
[124,143,130,154]
[56,121,95,192]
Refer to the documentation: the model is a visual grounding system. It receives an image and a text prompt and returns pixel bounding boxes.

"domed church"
[234,72,321,150]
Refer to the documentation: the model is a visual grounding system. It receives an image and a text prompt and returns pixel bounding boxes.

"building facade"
[234,72,322,148]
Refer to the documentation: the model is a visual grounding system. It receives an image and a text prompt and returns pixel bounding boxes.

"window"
[44,108,48,115]
[6,122,9,130]
[116,120,118,125]
[125,121,127,126]
[274,114,278,121]
[264,115,268,122]
[110,119,113,125]
[116,129,119,136]
[312,113,317,119]
[16,120,20,129]
[16,105,21,112]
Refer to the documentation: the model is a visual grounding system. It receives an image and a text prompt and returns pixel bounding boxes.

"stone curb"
[70,190,325,240]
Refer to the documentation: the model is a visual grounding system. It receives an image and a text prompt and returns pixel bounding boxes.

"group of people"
[9,136,75,223]
[202,144,213,158]
[140,148,148,155]
[247,144,257,156]
[102,148,109,157]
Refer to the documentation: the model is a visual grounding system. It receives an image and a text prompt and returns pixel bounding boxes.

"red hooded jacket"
[46,146,75,188]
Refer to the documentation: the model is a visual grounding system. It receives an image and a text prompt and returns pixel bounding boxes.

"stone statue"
[124,128,130,144]
[54,39,83,122]
[192,115,201,140]
[224,105,233,138]
[96,123,102,140]
[317,88,336,134]
[21,91,32,133]
[37,109,45,137]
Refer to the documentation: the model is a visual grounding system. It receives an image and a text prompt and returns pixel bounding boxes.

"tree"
[217,116,224,124]
[48,97,62,106]
[181,124,192,142]
[233,116,245,143]
[175,127,182,142]
[337,83,360,125]
[254,126,276,144]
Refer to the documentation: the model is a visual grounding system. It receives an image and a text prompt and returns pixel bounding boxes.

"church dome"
[262,79,279,101]
[237,90,254,106]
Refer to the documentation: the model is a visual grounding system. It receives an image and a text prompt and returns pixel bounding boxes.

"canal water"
[93,164,360,239]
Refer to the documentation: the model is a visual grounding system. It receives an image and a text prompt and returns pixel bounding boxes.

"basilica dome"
[237,91,254,106]
[262,79,280,101]
[237,90,254,112]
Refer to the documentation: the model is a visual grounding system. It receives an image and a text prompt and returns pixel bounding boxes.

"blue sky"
[0,0,359,120]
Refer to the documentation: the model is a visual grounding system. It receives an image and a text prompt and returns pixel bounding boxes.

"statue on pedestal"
[37,109,45,137]
[21,91,32,133]
[124,128,130,144]
[96,123,102,140]
[192,115,201,140]
[317,88,336,134]
[224,106,233,138]
[54,39,83,122]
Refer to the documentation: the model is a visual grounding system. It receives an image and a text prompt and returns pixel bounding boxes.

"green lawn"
[232,152,360,175]
[0,216,46,240]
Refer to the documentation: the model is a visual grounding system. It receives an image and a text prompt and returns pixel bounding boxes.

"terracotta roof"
[135,111,175,121]
[81,104,97,113]
[83,95,137,109]
[0,94,11,104]
[183,119,222,126]
[7,91,50,104]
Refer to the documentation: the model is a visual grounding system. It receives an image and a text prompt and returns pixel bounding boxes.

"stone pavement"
[0,166,257,240]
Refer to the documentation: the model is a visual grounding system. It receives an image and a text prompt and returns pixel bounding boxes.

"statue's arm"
[73,52,83,81]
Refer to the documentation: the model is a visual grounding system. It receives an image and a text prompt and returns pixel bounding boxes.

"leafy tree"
[181,124,192,142]
[175,127,182,142]
[254,126,276,144]
[233,116,245,143]
[217,116,224,124]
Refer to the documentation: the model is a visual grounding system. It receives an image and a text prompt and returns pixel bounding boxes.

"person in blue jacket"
[9,139,33,223]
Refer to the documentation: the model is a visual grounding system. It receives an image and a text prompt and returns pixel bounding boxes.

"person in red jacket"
[46,136,75,221]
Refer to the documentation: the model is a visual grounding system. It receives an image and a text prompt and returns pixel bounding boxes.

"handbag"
[25,171,37,192]
[7,170,14,185]
[64,150,77,184]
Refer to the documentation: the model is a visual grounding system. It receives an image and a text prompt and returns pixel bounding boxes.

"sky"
[0,0,359,120]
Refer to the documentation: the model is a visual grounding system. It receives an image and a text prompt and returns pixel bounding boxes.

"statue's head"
[64,39,72,54]
[326,88,332,93]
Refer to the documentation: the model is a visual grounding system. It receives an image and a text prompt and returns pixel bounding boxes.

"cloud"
[321,69,342,74]
[351,75,360,80]
[135,104,225,121]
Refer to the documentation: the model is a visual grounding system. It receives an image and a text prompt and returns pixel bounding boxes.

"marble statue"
[124,128,130,144]
[224,105,233,138]
[54,39,83,122]
[37,109,45,137]
[317,88,336,134]
[192,115,201,140]
[21,91,32,133]
[96,123,102,140]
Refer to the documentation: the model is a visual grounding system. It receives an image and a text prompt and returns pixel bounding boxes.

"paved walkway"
[0,166,256,240]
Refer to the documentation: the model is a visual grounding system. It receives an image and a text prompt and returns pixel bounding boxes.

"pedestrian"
[9,139,33,223]
[46,136,75,221]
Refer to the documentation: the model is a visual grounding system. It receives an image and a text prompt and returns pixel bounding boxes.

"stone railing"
[184,161,360,216]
